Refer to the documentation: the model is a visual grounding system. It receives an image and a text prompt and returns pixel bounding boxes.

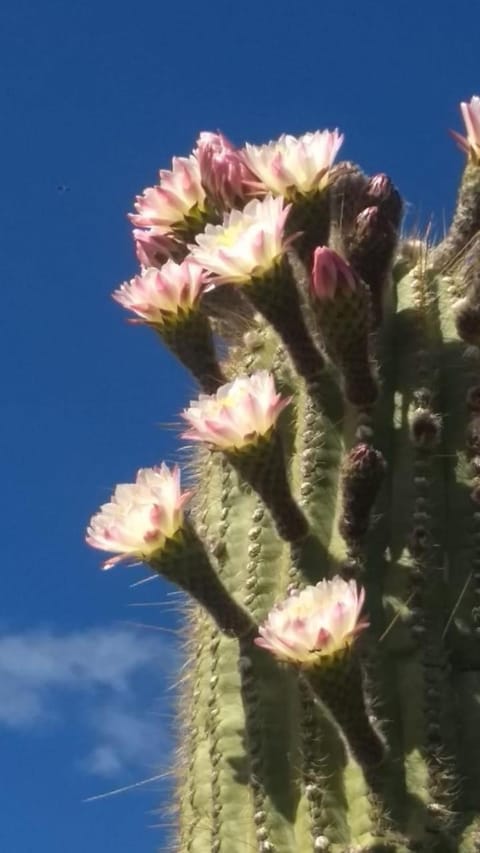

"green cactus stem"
[150,523,255,638]
[245,258,326,385]
[154,311,226,393]
[224,431,308,543]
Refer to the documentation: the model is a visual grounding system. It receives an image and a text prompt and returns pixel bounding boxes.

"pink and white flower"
[195,131,259,209]
[133,229,187,268]
[311,246,358,301]
[243,130,344,198]
[129,156,207,233]
[86,465,191,569]
[189,195,293,285]
[255,576,368,665]
[113,259,209,323]
[452,96,480,160]
[181,370,291,450]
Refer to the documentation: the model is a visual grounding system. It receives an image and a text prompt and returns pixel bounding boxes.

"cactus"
[87,101,480,853]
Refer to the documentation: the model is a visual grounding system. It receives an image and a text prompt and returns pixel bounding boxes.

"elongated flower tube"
[130,155,209,240]
[113,260,225,392]
[451,96,480,163]
[196,131,259,209]
[191,195,325,383]
[86,465,254,637]
[256,578,383,767]
[311,247,377,407]
[244,130,344,262]
[182,372,308,541]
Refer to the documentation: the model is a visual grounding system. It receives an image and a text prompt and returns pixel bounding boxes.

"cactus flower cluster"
[87,100,480,852]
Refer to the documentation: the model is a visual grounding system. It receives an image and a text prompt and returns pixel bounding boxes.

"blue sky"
[1,0,479,850]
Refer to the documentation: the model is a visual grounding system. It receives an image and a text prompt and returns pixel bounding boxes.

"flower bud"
[196,131,256,209]
[311,249,377,407]
[363,174,402,226]
[339,444,386,542]
[311,247,358,301]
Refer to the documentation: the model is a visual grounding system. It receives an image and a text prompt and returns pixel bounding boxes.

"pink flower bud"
[365,174,391,199]
[363,175,402,225]
[311,247,358,301]
[354,206,380,237]
[196,131,257,209]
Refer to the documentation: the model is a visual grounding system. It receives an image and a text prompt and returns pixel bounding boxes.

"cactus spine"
[90,113,480,853]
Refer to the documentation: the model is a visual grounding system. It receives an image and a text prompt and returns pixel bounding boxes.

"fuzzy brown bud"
[364,173,403,227]
[339,443,386,543]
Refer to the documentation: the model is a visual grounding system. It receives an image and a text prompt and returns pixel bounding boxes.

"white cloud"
[83,705,172,778]
[0,625,179,776]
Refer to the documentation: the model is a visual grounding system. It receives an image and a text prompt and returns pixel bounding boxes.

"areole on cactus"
[87,97,480,852]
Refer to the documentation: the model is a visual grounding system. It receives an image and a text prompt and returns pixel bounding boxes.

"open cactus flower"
[129,155,210,241]
[256,578,383,766]
[182,372,308,541]
[243,130,344,198]
[113,259,209,324]
[181,370,291,450]
[255,577,368,665]
[189,194,293,285]
[191,195,325,382]
[243,129,344,263]
[113,259,225,393]
[86,464,253,637]
[86,464,191,570]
